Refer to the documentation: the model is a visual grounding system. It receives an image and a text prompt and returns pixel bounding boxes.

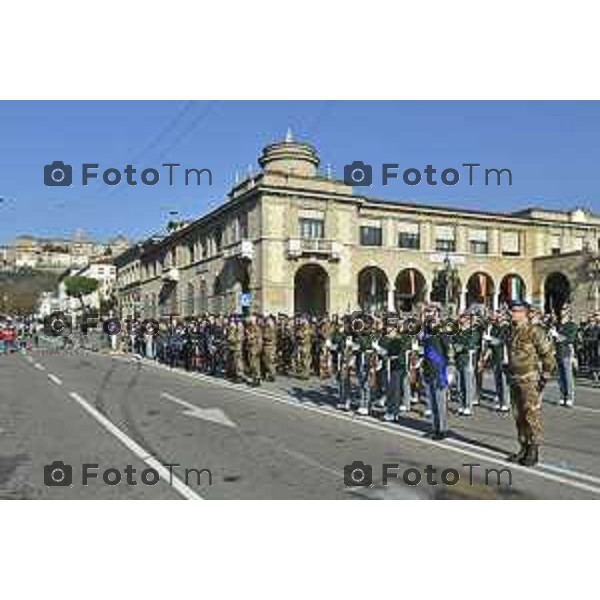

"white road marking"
[67,392,202,500]
[90,353,600,496]
[33,362,45,371]
[444,437,600,487]
[160,392,237,428]
[573,405,600,415]
[47,374,62,385]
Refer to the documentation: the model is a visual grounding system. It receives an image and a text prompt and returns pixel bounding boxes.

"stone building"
[113,135,600,321]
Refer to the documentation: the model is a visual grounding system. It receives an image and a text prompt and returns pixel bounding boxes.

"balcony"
[287,238,341,261]
[224,239,254,261]
[162,267,180,283]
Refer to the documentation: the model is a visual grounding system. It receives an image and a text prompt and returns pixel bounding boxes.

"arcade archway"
[499,273,526,308]
[466,272,495,310]
[395,268,427,312]
[357,267,389,313]
[294,264,329,316]
[544,272,571,315]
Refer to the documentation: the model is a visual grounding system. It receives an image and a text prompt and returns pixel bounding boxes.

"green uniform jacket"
[554,322,578,359]
[453,327,479,369]
[381,334,412,373]
[488,323,510,365]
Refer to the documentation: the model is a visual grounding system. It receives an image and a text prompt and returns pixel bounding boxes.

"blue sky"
[0,100,599,244]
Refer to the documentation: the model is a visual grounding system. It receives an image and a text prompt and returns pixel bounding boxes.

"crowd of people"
[115,303,599,435]
[8,301,598,466]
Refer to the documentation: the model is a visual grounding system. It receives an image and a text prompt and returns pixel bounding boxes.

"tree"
[63,276,99,309]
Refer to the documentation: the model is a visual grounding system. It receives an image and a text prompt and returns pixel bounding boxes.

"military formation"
[120,303,600,468]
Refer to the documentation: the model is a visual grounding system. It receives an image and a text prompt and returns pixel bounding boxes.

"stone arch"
[544,271,571,315]
[294,263,329,316]
[466,271,495,310]
[395,268,427,312]
[499,273,527,308]
[357,266,389,313]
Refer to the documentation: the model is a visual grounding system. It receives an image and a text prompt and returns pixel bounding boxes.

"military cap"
[510,300,530,311]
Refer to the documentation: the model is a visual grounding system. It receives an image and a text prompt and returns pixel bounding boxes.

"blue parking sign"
[240,292,252,307]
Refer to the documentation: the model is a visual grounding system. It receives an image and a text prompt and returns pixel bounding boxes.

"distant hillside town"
[0,230,129,273]
[0,231,129,317]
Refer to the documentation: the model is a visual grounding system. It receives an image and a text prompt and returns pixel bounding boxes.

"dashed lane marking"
[67,392,202,500]
[47,374,62,386]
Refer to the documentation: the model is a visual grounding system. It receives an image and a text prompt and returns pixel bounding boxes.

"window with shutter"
[435,225,456,252]
[501,231,520,256]
[398,221,420,249]
[469,228,488,254]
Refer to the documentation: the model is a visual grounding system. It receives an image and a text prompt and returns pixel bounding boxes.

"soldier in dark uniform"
[330,317,356,410]
[507,301,556,466]
[550,306,578,407]
[420,320,450,440]
[481,311,511,412]
[453,313,479,417]
[380,318,413,421]
[587,313,600,381]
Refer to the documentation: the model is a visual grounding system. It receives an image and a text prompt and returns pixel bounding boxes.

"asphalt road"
[1,347,600,499]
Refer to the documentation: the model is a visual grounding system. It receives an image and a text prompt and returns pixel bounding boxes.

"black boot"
[520,444,539,467]
[508,443,528,463]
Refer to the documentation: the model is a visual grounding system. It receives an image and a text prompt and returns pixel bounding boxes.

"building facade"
[114,135,600,320]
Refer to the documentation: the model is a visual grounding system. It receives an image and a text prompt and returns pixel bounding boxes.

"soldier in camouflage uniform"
[226,317,244,383]
[277,315,294,375]
[294,316,312,380]
[245,314,263,386]
[330,317,356,410]
[261,314,277,382]
[318,316,332,379]
[507,301,556,466]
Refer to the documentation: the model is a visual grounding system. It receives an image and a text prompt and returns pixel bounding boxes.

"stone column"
[387,288,395,312]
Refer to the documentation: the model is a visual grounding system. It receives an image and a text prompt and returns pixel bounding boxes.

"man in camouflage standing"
[318,316,332,378]
[226,316,244,383]
[295,315,312,380]
[245,314,263,387]
[507,301,556,466]
[261,314,277,382]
